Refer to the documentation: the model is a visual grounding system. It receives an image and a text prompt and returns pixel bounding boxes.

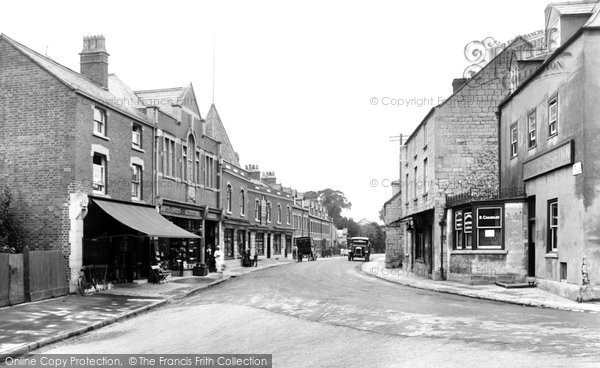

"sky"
[1,0,552,223]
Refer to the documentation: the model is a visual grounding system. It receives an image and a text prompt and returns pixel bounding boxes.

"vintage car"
[348,237,370,262]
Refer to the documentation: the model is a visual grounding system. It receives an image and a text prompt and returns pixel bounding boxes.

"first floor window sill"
[545,252,559,259]
[93,132,110,141]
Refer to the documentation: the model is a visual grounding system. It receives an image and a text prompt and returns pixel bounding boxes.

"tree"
[303,188,351,227]
[0,187,24,253]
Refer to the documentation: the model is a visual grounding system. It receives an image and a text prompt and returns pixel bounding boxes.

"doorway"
[527,196,536,277]
[267,234,271,258]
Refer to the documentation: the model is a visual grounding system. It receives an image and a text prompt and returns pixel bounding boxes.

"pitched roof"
[584,2,600,26]
[135,87,187,116]
[548,0,598,15]
[205,104,240,166]
[0,34,148,122]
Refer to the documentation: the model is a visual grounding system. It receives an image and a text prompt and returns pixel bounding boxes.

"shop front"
[222,216,251,261]
[159,201,204,276]
[446,197,528,284]
[402,209,435,278]
[83,198,200,283]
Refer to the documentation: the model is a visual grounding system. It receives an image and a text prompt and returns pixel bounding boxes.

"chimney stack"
[262,171,277,186]
[80,35,109,89]
[452,78,468,93]
[245,164,261,181]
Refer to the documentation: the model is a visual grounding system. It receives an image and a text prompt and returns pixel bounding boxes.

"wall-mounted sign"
[464,212,473,233]
[161,205,202,218]
[455,211,463,231]
[523,140,572,180]
[477,207,502,228]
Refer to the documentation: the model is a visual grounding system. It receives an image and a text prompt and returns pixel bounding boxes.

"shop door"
[267,234,271,258]
[528,196,536,277]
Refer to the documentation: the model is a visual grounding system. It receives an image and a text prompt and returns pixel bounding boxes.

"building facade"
[499,3,600,300]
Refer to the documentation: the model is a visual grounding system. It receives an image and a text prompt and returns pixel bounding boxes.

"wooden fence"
[0,249,68,307]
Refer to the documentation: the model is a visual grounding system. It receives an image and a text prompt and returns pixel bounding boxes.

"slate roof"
[549,0,598,15]
[135,87,188,116]
[0,34,148,122]
[205,104,240,166]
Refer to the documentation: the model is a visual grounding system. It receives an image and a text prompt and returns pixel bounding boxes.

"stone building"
[499,1,600,300]
[392,37,535,281]
[382,181,403,268]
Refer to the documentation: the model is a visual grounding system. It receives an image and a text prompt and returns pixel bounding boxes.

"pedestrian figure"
[253,247,258,267]
[214,245,225,277]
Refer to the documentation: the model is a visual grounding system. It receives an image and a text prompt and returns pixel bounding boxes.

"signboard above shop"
[523,140,572,180]
[477,207,502,228]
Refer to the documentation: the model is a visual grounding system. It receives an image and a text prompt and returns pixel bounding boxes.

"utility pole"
[389,134,408,184]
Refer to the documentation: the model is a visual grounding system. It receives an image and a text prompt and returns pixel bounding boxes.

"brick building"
[0,34,199,291]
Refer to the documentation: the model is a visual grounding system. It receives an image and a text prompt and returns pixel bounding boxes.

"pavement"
[0,256,292,359]
[362,255,600,313]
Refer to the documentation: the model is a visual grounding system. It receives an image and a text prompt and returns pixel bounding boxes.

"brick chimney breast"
[80,35,109,89]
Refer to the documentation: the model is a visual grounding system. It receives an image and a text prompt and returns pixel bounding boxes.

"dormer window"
[94,107,107,136]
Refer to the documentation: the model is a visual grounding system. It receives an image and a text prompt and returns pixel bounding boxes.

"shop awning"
[93,199,200,239]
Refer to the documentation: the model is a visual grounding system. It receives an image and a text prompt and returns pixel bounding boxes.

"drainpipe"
[439,208,447,280]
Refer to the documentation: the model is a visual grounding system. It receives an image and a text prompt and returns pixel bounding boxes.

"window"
[560,262,567,281]
[287,207,291,224]
[240,189,246,215]
[476,207,503,249]
[548,199,558,251]
[423,122,427,147]
[413,166,418,199]
[510,63,519,92]
[132,124,142,148]
[195,151,201,184]
[93,107,107,136]
[510,123,518,157]
[277,204,282,224]
[255,200,260,221]
[182,146,188,181]
[204,155,215,188]
[187,135,195,182]
[226,185,232,213]
[405,173,409,203]
[415,233,424,260]
[255,233,265,255]
[549,96,558,136]
[92,153,107,194]
[423,158,428,194]
[131,164,142,200]
[527,110,537,149]
[164,138,176,177]
[266,202,272,223]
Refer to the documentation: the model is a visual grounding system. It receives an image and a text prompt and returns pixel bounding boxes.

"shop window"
[237,231,246,257]
[476,207,503,249]
[92,153,107,194]
[225,229,234,259]
[415,233,425,260]
[256,233,265,255]
[548,199,558,252]
[527,110,537,149]
[454,210,464,249]
[549,96,558,136]
[93,107,107,136]
[132,124,142,148]
[273,235,281,254]
[131,164,142,200]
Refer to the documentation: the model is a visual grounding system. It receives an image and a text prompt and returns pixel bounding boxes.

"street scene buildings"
[2,1,600,366]
[384,0,600,302]
[0,33,336,299]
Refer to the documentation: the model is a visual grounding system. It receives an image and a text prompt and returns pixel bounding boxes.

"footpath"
[0,257,292,359]
[362,255,600,313]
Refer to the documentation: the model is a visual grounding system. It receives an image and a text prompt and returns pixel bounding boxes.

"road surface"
[36,256,600,367]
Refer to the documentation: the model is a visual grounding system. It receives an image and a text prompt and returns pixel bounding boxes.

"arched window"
[240,189,246,215]
[277,204,282,223]
[226,184,232,213]
[266,202,272,223]
[255,199,260,221]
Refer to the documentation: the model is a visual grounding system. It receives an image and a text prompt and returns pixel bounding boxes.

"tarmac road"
[36,257,600,367]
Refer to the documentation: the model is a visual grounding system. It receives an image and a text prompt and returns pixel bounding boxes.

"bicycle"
[77,265,104,295]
